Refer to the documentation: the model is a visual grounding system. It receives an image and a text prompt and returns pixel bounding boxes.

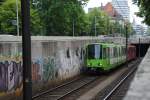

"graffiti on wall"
[0,55,58,97]
[32,56,58,82]
[32,59,42,82]
[0,58,22,93]
[43,57,58,82]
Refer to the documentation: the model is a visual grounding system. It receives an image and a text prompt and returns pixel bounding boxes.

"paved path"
[124,47,150,100]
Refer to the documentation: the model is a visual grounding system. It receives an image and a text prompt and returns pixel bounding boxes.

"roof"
[101,2,122,19]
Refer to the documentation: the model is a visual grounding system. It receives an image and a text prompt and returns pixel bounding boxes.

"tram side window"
[124,47,126,56]
[122,47,124,56]
[87,45,95,59]
[87,45,102,59]
[116,48,118,57]
[117,47,119,57]
[106,47,109,58]
[115,47,117,57]
[113,47,116,57]
[95,45,100,59]
[103,48,106,59]
[119,47,121,56]
[111,47,113,58]
[118,47,120,57]
[111,47,114,58]
[121,47,123,56]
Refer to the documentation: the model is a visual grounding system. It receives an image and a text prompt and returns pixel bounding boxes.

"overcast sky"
[83,0,144,25]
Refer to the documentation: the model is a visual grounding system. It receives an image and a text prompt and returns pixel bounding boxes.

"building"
[101,2,122,19]
[112,0,130,20]
[132,24,147,37]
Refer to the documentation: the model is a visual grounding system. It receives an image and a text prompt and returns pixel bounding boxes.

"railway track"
[32,59,141,100]
[94,58,141,100]
[32,75,99,100]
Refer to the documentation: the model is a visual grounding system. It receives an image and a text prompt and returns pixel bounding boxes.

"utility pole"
[94,16,97,36]
[0,21,1,33]
[16,0,19,36]
[106,17,109,34]
[125,23,128,67]
[73,18,75,36]
[21,0,32,100]
[139,38,140,58]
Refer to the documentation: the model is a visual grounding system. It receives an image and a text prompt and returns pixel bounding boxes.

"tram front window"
[87,44,102,59]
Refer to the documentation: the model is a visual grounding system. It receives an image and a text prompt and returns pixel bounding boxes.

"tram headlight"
[98,63,102,66]
[88,63,91,66]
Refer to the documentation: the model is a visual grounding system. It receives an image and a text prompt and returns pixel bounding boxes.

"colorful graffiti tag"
[32,56,58,82]
[43,57,58,82]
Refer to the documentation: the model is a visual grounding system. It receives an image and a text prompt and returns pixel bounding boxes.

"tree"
[110,21,122,36]
[0,0,19,35]
[0,0,42,35]
[126,22,135,36]
[87,8,110,36]
[38,0,89,36]
[0,0,89,36]
[133,0,150,25]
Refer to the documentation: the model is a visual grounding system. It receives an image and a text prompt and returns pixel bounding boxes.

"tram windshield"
[87,44,102,59]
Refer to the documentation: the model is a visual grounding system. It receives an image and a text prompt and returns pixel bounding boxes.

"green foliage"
[38,0,89,36]
[30,8,43,35]
[87,8,110,36]
[0,0,89,36]
[0,0,19,34]
[127,22,134,35]
[110,21,122,35]
[0,0,133,36]
[133,0,150,25]
[0,0,42,35]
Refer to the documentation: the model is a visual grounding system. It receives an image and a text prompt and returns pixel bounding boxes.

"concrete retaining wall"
[0,36,125,98]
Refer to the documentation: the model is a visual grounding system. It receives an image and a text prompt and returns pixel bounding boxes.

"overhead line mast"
[21,0,32,100]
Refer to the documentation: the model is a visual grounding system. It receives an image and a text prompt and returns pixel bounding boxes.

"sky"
[83,0,144,25]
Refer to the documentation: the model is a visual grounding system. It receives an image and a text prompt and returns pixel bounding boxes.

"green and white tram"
[86,43,126,71]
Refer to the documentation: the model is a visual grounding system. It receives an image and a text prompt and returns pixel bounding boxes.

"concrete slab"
[124,47,150,100]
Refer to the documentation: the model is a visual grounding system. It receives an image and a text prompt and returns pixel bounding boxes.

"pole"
[0,21,1,33]
[16,0,19,36]
[21,0,32,100]
[125,24,128,67]
[107,17,109,34]
[73,18,75,36]
[139,38,140,58]
[94,16,97,36]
